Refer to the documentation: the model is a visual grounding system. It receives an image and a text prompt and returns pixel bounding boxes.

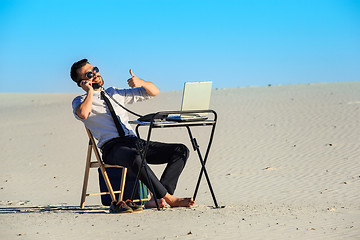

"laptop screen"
[180,81,212,117]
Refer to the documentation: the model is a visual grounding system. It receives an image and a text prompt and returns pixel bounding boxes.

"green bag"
[98,167,149,206]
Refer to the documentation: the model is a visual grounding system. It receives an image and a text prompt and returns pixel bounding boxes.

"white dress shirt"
[72,86,152,148]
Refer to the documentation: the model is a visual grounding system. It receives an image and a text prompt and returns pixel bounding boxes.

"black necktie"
[100,91,125,137]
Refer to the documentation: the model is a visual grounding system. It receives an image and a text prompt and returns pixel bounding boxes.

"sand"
[0,82,359,239]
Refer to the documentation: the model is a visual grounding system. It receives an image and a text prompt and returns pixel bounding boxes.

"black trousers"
[101,137,189,199]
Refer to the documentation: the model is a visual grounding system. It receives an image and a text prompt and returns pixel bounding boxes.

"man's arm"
[75,80,94,119]
[127,69,160,96]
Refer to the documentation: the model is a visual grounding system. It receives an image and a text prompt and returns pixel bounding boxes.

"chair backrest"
[85,127,104,164]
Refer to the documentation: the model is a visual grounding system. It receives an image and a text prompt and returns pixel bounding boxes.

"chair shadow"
[0,205,109,215]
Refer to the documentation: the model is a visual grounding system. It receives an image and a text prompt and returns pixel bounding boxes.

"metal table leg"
[186,126,219,208]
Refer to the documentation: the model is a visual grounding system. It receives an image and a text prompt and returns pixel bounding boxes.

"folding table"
[129,110,219,210]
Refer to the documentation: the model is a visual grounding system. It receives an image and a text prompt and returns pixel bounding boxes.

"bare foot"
[144,198,166,209]
[164,194,195,208]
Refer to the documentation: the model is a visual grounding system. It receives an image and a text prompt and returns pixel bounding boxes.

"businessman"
[71,59,195,212]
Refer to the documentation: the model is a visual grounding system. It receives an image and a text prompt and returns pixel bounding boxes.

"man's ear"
[77,80,82,87]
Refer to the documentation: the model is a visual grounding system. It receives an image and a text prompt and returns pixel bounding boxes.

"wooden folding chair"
[80,127,150,209]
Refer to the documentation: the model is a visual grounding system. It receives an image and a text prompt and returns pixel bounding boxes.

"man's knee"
[128,150,142,169]
[175,144,189,162]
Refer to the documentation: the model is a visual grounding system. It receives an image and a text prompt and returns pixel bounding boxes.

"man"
[71,59,195,211]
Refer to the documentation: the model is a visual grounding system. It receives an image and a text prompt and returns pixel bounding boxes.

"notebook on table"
[166,81,212,122]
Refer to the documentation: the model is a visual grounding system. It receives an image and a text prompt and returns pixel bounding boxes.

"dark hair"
[70,59,89,86]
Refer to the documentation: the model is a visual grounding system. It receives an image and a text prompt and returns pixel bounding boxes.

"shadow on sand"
[0,205,109,214]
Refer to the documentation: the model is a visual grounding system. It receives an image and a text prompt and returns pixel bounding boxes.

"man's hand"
[79,80,93,93]
[126,69,160,96]
[127,69,144,88]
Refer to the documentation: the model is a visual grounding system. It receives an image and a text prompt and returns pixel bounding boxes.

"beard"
[92,77,104,90]
[92,82,102,89]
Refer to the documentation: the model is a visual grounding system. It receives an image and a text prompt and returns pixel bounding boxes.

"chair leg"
[118,167,128,201]
[87,127,118,204]
[80,141,93,209]
[98,165,117,203]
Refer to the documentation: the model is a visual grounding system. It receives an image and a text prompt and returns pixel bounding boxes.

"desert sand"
[0,82,359,239]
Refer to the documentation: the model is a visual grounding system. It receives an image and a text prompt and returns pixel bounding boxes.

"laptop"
[166,81,212,122]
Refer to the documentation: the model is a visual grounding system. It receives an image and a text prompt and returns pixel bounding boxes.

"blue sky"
[1,0,359,93]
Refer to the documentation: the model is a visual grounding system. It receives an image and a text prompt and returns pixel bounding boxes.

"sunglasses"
[85,67,99,79]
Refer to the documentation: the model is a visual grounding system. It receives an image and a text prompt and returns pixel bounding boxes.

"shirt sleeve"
[107,87,153,105]
[72,95,85,120]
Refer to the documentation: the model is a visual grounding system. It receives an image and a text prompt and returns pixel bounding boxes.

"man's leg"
[142,140,195,208]
[144,140,189,195]
[102,138,194,208]
[102,140,168,202]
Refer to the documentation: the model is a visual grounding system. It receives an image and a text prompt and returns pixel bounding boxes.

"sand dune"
[0,82,359,239]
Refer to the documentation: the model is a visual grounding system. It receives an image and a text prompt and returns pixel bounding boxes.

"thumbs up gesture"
[127,69,144,88]
[126,69,160,96]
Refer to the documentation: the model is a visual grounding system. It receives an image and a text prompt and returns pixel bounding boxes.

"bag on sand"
[98,167,149,206]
